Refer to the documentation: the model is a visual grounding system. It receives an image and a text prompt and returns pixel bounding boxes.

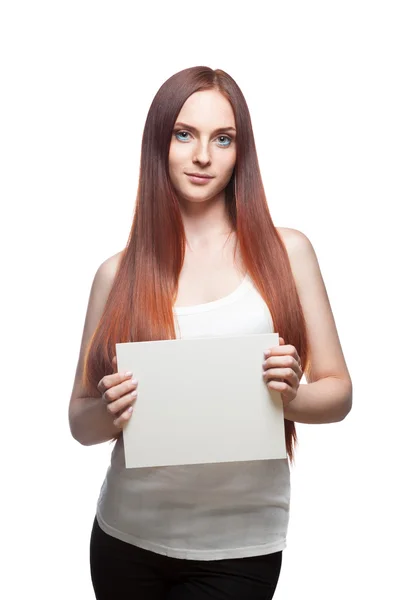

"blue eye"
[175,131,190,142]
[217,135,232,147]
[174,131,232,147]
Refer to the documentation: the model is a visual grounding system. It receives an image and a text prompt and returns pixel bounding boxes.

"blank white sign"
[116,333,286,468]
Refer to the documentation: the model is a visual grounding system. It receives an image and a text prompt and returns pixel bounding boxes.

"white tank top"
[96,274,291,560]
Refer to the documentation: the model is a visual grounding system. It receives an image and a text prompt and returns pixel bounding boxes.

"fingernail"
[124,371,133,377]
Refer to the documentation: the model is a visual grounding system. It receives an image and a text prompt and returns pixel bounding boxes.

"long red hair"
[82,66,310,464]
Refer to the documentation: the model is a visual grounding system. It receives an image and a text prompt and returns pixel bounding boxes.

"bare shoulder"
[98,250,123,276]
[87,250,124,310]
[276,226,313,254]
[97,249,124,283]
[276,225,323,303]
[276,227,317,281]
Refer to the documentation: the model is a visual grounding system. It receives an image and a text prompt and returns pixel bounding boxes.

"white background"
[1,1,398,598]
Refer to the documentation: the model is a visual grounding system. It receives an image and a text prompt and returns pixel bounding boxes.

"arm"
[278,227,353,424]
[68,251,123,445]
[283,377,352,424]
[70,396,121,446]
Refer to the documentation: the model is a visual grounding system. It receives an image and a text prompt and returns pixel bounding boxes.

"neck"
[178,192,233,246]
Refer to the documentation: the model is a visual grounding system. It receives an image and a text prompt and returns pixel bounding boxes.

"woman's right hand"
[97,355,138,429]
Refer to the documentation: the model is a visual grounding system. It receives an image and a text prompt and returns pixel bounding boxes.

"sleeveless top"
[95,274,291,560]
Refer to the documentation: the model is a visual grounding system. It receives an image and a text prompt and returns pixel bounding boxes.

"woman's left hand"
[263,337,303,407]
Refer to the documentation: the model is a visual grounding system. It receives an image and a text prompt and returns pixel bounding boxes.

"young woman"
[69,66,352,599]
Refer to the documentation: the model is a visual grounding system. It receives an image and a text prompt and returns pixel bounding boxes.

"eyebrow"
[174,122,236,134]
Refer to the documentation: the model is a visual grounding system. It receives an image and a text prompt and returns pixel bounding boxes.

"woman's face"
[168,89,237,205]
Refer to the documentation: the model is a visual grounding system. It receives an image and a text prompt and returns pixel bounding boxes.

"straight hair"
[83,66,311,464]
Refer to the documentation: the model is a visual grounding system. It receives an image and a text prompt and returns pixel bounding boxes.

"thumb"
[279,337,285,345]
[112,355,117,373]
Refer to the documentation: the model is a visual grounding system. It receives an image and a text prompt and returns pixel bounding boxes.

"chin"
[181,194,211,204]
[177,186,210,199]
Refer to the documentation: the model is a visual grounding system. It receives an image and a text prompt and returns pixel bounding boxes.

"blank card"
[115,333,286,468]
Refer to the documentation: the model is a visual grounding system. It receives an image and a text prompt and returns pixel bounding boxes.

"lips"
[185,173,214,185]
[185,173,214,179]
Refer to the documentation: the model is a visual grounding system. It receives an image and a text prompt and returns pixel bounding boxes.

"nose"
[192,140,211,166]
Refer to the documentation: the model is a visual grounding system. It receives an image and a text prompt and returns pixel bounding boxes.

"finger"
[112,356,117,373]
[102,377,138,407]
[264,344,300,363]
[266,379,293,394]
[263,355,302,378]
[97,370,135,396]
[106,389,138,416]
[263,367,299,388]
[264,337,286,358]
[267,380,296,407]
[113,405,134,429]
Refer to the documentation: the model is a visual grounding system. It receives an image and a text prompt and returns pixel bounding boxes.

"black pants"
[90,516,283,599]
